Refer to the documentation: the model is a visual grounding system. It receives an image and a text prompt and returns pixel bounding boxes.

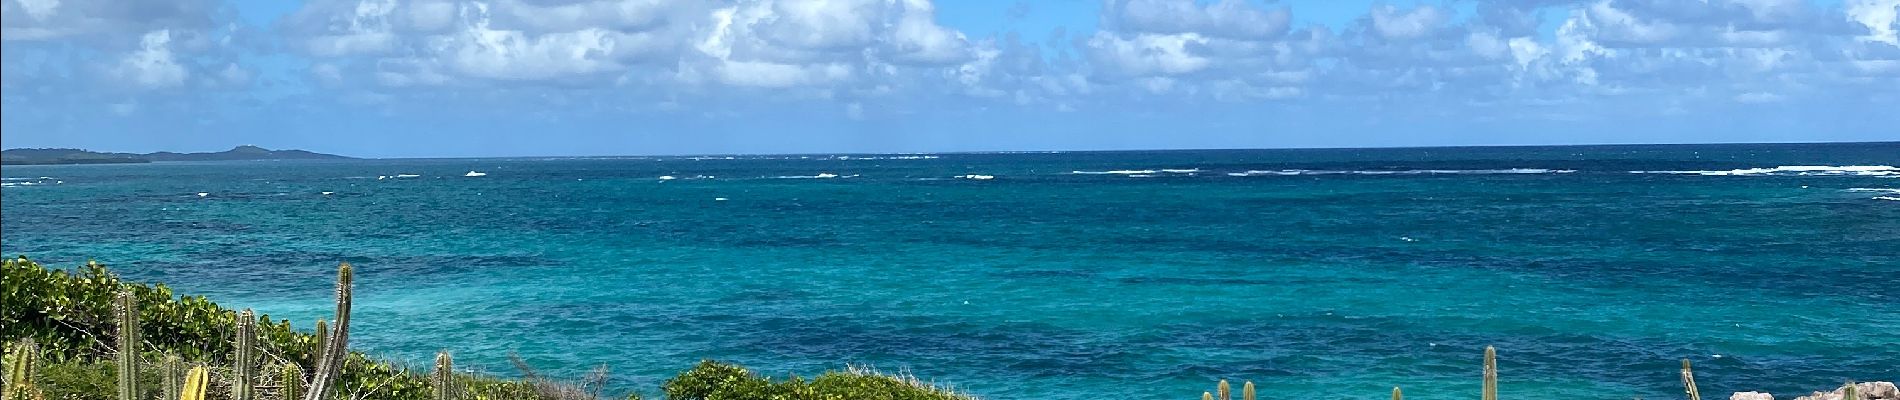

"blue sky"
[2,0,1897,158]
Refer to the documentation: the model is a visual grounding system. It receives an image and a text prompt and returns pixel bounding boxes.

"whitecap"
[824,155,939,160]
[1632,165,1899,176]
[394,174,421,178]
[1844,188,1900,194]
[1072,170,1158,175]
[957,174,995,180]
[1228,170,1306,177]
[1875,196,1900,201]
[464,171,487,177]
[1160,168,1200,173]
[1227,169,1572,176]
[773,173,856,179]
[196,193,209,197]
[658,176,677,180]
[714,197,729,201]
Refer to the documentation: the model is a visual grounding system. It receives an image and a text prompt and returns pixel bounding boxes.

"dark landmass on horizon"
[0,145,353,165]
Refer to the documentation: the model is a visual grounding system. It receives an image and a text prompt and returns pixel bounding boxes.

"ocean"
[3,142,1897,399]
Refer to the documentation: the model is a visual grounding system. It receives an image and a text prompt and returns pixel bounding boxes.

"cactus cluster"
[1198,380,1253,400]
[23,263,355,400]
[1189,347,1502,399]
[304,262,355,400]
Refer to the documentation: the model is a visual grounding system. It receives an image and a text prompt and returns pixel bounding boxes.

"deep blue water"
[4,143,1898,399]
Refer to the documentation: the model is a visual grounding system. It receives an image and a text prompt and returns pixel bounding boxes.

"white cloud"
[1582,1,1680,45]
[1085,32,1210,77]
[1849,0,1900,45]
[18,0,1887,126]
[1106,0,1291,40]
[112,30,188,88]
[1369,5,1448,41]
[885,0,972,65]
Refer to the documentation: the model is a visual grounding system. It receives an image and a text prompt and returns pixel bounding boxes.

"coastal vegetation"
[4,257,1891,400]
[0,257,975,400]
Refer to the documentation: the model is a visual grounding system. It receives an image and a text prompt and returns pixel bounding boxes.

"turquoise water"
[4,143,1897,399]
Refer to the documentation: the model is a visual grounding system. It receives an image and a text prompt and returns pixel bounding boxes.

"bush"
[662,361,975,400]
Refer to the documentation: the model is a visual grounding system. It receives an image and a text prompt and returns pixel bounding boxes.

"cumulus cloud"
[1105,0,1291,40]
[110,30,189,88]
[1083,0,1311,103]
[282,0,977,92]
[1850,0,1900,45]
[5,0,1897,129]
[1369,4,1449,41]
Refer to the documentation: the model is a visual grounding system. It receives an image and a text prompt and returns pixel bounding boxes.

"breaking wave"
[772,173,858,179]
[1631,165,1899,176]
[1226,168,1574,176]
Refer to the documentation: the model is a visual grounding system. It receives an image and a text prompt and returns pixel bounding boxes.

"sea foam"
[772,173,857,179]
[1227,168,1573,176]
[1632,165,1899,176]
[1072,170,1159,175]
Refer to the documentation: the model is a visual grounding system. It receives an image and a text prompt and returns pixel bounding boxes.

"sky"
[2,0,1897,158]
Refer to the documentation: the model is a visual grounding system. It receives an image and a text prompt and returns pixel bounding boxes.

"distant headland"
[0,145,353,165]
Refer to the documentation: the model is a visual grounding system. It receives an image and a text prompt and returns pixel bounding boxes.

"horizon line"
[6,139,1897,161]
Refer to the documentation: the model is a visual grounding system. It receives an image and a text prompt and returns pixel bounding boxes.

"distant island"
[0,145,352,165]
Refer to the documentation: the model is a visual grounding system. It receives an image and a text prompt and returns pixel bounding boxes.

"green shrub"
[662,361,974,400]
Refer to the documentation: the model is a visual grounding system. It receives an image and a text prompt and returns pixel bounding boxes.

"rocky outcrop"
[1787,382,1900,400]
[1732,391,1774,400]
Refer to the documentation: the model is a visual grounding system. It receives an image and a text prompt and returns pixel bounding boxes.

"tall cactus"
[1217,379,1230,400]
[302,262,354,400]
[1845,382,1859,400]
[313,320,328,361]
[433,351,456,400]
[115,291,141,400]
[181,366,210,400]
[1392,386,1402,400]
[1201,392,1212,400]
[1241,381,1254,400]
[280,363,305,400]
[1679,360,1700,400]
[1482,346,1497,400]
[234,309,257,400]
[163,355,184,400]
[4,339,42,400]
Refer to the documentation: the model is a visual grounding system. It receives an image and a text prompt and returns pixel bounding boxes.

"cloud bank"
[3,0,1896,155]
